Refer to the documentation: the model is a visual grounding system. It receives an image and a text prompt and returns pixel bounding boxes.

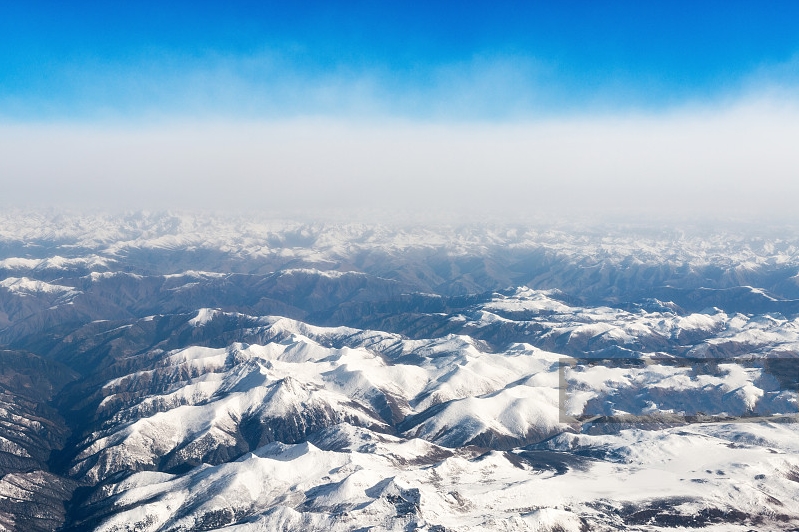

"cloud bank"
[2,98,798,222]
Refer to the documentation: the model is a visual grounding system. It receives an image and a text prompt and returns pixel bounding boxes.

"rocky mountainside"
[1,212,798,531]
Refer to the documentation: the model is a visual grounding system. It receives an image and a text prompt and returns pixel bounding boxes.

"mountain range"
[1,212,798,531]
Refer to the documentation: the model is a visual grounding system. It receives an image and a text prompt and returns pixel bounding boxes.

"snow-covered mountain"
[1,212,799,531]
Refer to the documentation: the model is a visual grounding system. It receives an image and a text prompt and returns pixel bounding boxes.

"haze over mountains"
[1,211,799,531]
[4,3,799,530]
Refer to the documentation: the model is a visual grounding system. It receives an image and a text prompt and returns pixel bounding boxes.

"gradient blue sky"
[1,2,799,217]
[2,1,799,118]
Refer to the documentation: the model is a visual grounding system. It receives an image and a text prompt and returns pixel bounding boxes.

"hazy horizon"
[2,2,799,222]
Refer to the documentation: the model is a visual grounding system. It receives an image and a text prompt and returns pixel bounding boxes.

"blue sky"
[2,1,799,119]
[1,2,799,218]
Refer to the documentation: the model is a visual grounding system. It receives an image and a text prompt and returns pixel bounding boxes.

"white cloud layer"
[1,98,798,222]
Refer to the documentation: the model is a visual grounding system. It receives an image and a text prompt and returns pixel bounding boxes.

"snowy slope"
[52,304,799,531]
[85,421,799,532]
